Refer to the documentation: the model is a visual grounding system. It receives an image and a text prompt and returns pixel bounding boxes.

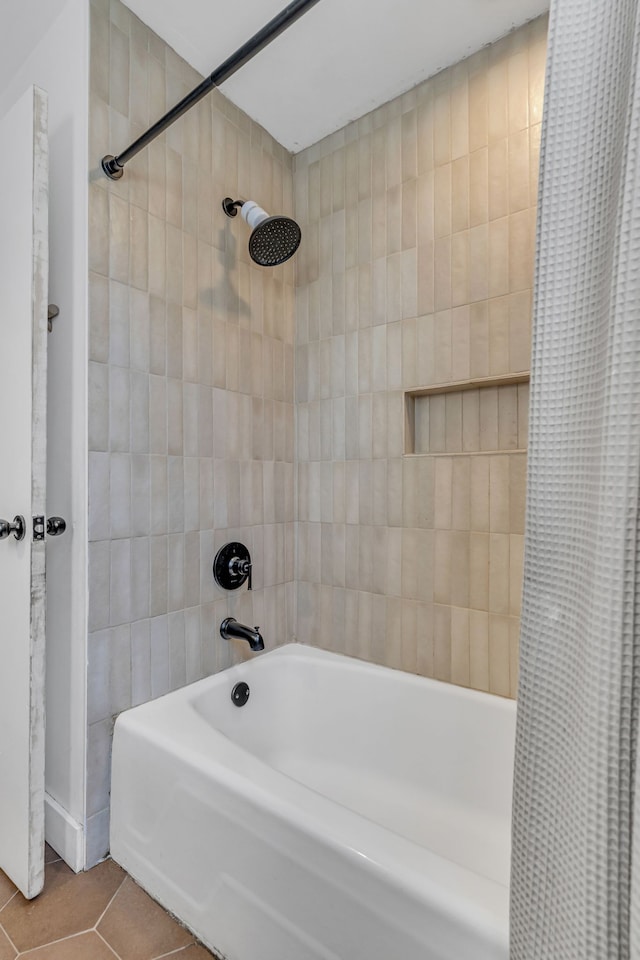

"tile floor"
[0,846,218,959]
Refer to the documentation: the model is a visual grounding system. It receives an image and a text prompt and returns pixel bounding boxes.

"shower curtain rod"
[102,0,322,180]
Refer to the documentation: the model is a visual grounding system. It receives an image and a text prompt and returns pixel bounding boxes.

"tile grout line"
[153,936,223,959]
[11,923,125,959]
[151,947,197,960]
[0,917,19,958]
[95,926,124,959]
[92,873,128,930]
[0,890,19,916]
[14,927,97,957]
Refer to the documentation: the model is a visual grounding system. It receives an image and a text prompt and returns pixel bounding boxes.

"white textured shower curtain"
[510,1,640,958]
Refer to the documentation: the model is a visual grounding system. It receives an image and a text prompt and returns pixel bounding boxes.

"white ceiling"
[129,0,550,153]
[0,0,70,108]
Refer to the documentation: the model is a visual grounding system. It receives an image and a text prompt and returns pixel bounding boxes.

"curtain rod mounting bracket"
[101,155,124,181]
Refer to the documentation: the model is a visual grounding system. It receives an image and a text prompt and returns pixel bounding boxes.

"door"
[0,85,49,899]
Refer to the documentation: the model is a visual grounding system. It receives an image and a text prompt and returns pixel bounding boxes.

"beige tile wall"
[293,16,547,697]
[87,0,296,864]
[87,0,546,865]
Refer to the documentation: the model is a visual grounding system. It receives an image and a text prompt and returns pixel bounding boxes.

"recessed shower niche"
[404,373,530,456]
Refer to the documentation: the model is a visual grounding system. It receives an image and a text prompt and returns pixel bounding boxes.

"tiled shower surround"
[87,0,546,864]
[294,16,546,700]
[87,0,295,862]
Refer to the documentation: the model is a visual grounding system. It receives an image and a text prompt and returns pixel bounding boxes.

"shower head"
[223,198,301,267]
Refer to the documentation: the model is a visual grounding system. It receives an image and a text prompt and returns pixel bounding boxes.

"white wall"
[0,0,89,870]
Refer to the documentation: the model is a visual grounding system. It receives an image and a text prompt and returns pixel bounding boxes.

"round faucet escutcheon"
[213,541,252,591]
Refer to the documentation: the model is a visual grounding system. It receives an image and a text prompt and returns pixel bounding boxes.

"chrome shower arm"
[102,0,322,180]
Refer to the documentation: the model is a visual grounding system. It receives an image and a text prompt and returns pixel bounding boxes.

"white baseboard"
[44,792,84,872]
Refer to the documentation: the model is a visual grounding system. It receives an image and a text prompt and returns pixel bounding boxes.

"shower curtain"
[510,1,640,958]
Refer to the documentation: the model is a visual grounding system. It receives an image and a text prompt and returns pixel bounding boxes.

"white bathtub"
[110,644,516,960]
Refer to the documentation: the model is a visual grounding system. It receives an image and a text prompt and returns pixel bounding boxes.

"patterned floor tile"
[97,877,194,960]
[0,856,218,959]
[0,859,124,953]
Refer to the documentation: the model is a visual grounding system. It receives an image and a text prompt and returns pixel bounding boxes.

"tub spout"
[220,617,264,652]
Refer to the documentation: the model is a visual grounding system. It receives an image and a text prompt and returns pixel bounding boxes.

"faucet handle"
[230,557,252,591]
[213,541,252,591]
